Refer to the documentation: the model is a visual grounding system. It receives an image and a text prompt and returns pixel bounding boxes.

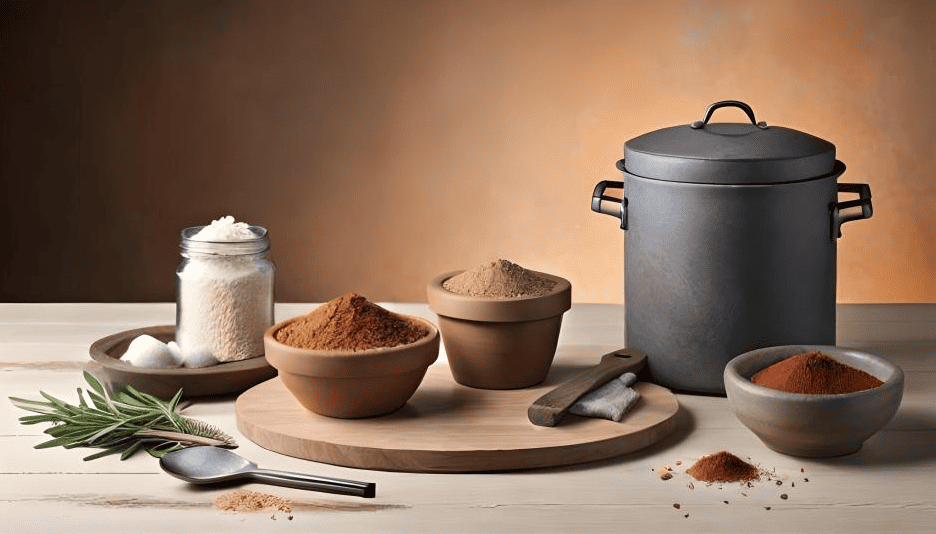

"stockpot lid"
[623,101,836,184]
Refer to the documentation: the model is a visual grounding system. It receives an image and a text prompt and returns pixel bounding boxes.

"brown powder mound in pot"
[213,490,292,512]
[750,352,884,394]
[443,259,556,298]
[275,292,429,351]
[686,451,761,483]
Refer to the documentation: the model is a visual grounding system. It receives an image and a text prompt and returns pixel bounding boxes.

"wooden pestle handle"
[527,348,648,427]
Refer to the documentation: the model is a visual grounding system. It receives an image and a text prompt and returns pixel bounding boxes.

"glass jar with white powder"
[176,217,274,363]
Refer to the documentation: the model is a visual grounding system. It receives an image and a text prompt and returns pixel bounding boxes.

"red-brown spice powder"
[685,451,761,483]
[274,292,429,351]
[751,352,883,394]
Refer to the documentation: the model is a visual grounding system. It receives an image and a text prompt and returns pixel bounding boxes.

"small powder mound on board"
[751,352,883,394]
[686,451,761,483]
[213,490,292,513]
[443,259,555,298]
[275,293,429,351]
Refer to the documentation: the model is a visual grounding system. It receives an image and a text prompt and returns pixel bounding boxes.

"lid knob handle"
[690,100,768,130]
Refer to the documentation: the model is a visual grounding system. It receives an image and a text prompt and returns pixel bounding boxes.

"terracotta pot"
[263,315,439,418]
[427,271,571,389]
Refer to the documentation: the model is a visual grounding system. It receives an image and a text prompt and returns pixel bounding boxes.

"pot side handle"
[832,183,873,239]
[592,180,627,230]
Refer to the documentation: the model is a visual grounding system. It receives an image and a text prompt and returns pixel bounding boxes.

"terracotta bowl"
[263,315,439,418]
[724,345,904,457]
[426,270,571,390]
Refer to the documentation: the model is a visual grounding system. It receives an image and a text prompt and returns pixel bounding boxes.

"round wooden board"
[236,365,680,473]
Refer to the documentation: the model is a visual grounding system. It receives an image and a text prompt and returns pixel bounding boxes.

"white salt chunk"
[170,340,219,368]
[123,335,182,368]
[182,349,220,369]
[190,215,258,242]
[166,341,184,362]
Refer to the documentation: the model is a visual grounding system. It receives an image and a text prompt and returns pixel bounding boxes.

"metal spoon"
[159,446,376,498]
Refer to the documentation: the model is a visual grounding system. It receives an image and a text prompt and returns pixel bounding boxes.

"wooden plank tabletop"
[2,303,935,533]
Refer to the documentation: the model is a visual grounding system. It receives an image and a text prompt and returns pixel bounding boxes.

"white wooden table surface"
[2,303,934,533]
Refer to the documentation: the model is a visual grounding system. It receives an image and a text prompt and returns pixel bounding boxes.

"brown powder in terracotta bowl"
[274,292,429,351]
[442,259,556,298]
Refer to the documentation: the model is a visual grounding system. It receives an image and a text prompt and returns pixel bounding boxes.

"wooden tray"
[88,325,277,400]
[236,365,679,472]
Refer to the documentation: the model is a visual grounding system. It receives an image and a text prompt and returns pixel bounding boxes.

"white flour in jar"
[176,217,274,363]
[190,215,257,241]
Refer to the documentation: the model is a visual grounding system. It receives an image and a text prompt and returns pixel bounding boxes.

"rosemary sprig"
[9,371,237,461]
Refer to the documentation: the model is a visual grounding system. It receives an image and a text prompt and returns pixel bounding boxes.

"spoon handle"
[249,468,376,498]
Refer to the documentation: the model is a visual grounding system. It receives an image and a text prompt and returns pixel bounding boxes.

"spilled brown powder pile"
[686,451,761,483]
[751,351,884,394]
[274,292,429,351]
[443,259,555,298]
[213,490,292,513]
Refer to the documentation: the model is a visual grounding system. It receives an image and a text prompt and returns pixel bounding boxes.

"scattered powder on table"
[685,451,761,483]
[213,490,292,513]
[275,292,429,351]
[751,351,883,394]
[443,259,556,298]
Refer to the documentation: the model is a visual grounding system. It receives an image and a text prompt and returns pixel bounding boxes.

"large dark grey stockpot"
[591,101,873,394]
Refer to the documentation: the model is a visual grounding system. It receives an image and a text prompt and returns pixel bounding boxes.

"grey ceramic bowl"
[724,345,903,458]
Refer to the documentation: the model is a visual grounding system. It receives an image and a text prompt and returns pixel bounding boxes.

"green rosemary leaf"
[119,440,144,460]
[123,384,151,403]
[145,441,183,458]
[45,425,96,439]
[130,387,175,417]
[35,435,77,449]
[83,445,125,461]
[9,396,56,407]
[110,399,152,413]
[87,420,126,445]
[83,371,105,396]
[10,403,59,419]
[111,388,150,409]
[86,391,110,412]
[39,391,80,415]
[77,388,88,409]
[17,414,58,425]
[166,387,184,414]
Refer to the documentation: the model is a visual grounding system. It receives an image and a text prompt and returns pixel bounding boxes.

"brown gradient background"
[2,0,934,303]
